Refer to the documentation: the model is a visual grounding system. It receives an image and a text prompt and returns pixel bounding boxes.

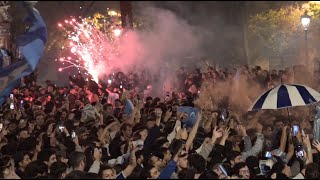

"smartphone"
[293,125,299,136]
[10,94,13,100]
[108,79,112,84]
[265,151,272,159]
[295,145,304,159]
[219,164,228,176]
[0,123,3,131]
[259,160,270,175]
[71,130,76,138]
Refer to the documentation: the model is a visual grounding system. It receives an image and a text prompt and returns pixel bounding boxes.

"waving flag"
[0,4,47,105]
[178,106,199,128]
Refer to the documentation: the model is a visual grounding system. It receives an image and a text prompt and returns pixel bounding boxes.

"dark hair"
[50,161,68,179]
[37,149,56,163]
[69,151,86,169]
[0,156,12,178]
[98,164,114,178]
[178,168,197,179]
[120,123,133,137]
[140,164,156,179]
[188,153,206,174]
[84,146,98,172]
[24,160,48,178]
[305,163,320,179]
[267,157,288,179]
[226,151,241,163]
[232,162,248,177]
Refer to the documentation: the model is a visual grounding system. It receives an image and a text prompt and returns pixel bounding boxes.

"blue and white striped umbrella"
[249,84,320,111]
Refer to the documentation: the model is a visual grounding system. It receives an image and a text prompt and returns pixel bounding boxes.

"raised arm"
[279,126,288,152]
[185,111,202,151]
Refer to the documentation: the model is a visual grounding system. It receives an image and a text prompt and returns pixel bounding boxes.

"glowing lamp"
[301,13,311,30]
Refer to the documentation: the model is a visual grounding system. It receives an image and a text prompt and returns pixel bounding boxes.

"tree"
[247,2,320,67]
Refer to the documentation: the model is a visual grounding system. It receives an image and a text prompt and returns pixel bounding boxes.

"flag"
[178,106,199,128]
[0,5,47,105]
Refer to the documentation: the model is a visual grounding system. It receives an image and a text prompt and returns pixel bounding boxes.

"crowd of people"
[1,64,320,179]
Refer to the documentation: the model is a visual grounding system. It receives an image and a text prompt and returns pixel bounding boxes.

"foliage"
[248,2,320,64]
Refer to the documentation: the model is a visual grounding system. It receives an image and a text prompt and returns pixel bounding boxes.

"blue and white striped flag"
[0,5,47,105]
[249,84,320,111]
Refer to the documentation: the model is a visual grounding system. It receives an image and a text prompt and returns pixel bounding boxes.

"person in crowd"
[0,64,319,180]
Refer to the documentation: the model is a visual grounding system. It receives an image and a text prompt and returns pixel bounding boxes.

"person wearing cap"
[14,151,32,178]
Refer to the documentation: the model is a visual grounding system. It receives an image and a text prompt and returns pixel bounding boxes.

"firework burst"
[57,11,122,83]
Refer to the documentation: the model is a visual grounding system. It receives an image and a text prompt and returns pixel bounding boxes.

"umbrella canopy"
[249,84,320,111]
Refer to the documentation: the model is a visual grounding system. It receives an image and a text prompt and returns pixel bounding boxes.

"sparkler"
[56,10,122,83]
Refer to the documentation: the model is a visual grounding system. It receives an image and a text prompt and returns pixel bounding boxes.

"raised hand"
[212,127,223,139]
[238,125,247,137]
[222,127,231,140]
[303,134,311,148]
[312,140,320,152]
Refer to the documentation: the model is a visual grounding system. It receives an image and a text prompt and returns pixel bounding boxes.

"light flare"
[56,17,122,83]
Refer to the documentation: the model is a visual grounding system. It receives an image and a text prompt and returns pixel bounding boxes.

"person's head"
[69,151,86,171]
[132,128,149,141]
[24,160,48,178]
[305,163,320,179]
[37,149,57,168]
[178,168,197,179]
[120,123,133,139]
[114,99,122,108]
[262,125,273,139]
[273,119,284,130]
[16,128,30,140]
[76,127,89,141]
[268,158,291,179]
[47,84,55,93]
[245,156,260,178]
[61,109,68,119]
[188,153,206,175]
[177,152,189,169]
[148,151,166,169]
[99,165,116,179]
[103,103,113,114]
[160,147,172,163]
[50,161,68,179]
[233,162,250,179]
[146,117,156,130]
[146,97,153,104]
[35,113,45,127]
[141,164,160,179]
[0,156,15,179]
[227,151,242,167]
[14,151,31,169]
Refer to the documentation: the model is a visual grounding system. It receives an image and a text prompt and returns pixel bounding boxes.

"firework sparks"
[57,16,122,82]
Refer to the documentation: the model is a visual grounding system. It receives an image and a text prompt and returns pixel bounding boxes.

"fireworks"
[57,11,123,83]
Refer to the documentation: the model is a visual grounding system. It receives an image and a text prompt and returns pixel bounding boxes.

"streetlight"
[301,12,311,73]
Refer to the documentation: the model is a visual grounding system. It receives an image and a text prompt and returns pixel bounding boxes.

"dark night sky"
[31,1,120,84]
